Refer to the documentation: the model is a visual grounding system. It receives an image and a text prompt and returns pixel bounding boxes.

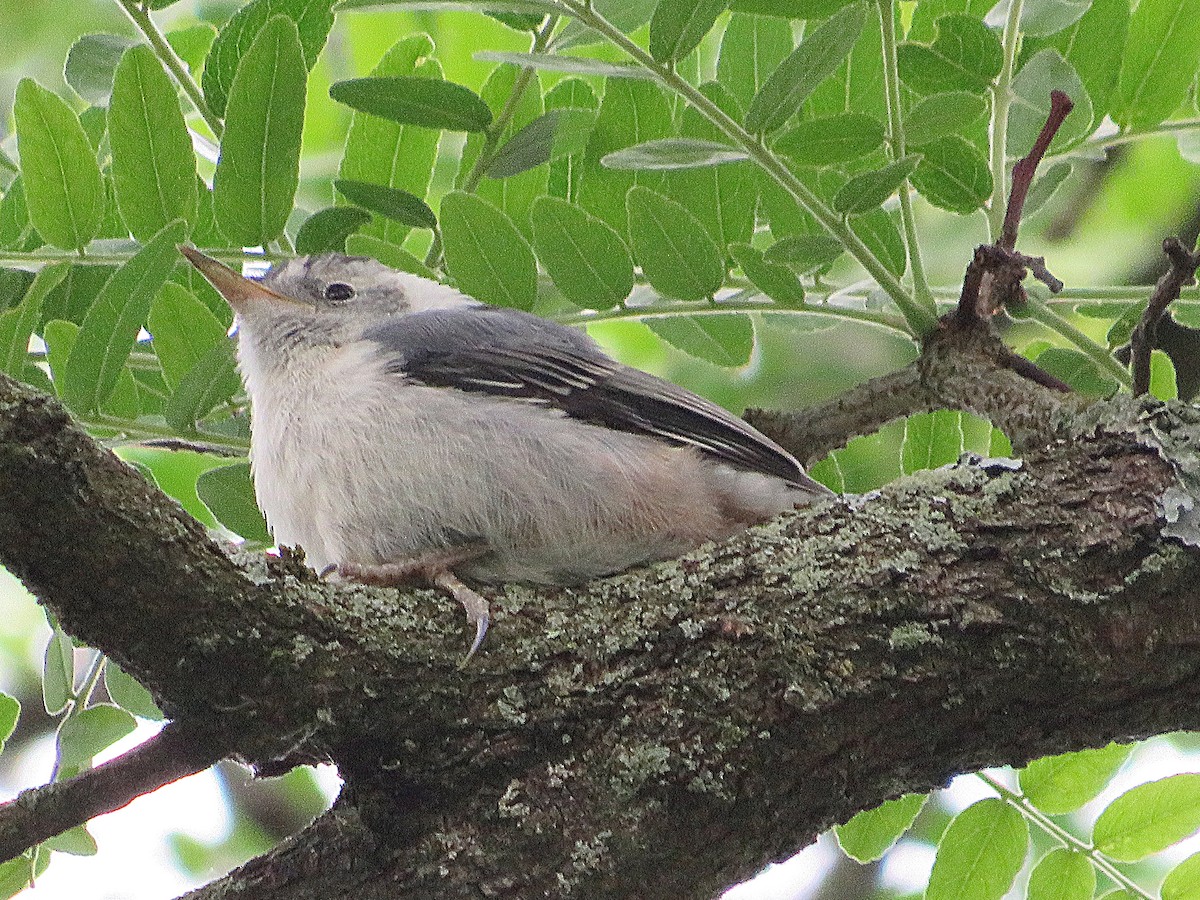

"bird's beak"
[178,246,306,312]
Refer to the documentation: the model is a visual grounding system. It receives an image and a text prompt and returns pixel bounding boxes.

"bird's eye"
[323,282,356,303]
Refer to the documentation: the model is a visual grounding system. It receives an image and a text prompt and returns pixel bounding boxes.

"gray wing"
[363,306,824,491]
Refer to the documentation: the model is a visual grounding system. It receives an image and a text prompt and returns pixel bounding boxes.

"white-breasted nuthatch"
[181,248,831,658]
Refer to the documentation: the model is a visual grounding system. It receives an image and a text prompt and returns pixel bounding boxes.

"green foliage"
[3,0,1200,894]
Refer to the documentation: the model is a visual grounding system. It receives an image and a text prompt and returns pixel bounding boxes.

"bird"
[180,247,832,659]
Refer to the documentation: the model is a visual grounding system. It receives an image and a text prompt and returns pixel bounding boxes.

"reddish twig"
[1001,90,1075,251]
[0,725,223,864]
[1130,237,1200,395]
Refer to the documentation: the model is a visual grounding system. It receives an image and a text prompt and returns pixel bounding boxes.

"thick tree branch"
[2,369,1200,897]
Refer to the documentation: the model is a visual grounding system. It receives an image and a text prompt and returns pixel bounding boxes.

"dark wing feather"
[364,306,818,488]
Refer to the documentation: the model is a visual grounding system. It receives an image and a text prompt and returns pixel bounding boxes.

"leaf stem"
[878,0,934,317]
[553,298,911,334]
[554,0,938,335]
[1022,297,1133,387]
[87,413,251,453]
[976,772,1153,899]
[988,0,1025,241]
[114,0,224,139]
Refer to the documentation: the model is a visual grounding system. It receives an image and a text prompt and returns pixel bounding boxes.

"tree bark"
[1,339,1198,897]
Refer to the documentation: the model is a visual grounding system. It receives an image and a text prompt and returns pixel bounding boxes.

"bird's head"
[180,247,474,355]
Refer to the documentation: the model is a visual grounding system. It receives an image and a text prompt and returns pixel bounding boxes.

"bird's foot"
[326,547,491,663]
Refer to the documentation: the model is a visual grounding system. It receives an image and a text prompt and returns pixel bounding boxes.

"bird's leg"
[325,546,492,662]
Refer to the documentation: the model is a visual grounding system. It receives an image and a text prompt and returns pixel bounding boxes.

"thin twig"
[0,726,223,864]
[1001,91,1075,251]
[1130,237,1200,395]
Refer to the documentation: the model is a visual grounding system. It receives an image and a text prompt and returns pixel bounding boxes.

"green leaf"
[775,114,885,165]
[65,33,136,105]
[487,108,597,178]
[330,76,493,130]
[1112,0,1200,129]
[531,196,632,310]
[667,82,756,254]
[1023,160,1073,219]
[440,191,537,310]
[896,14,1004,95]
[545,79,598,202]
[337,0,558,10]
[0,178,33,251]
[334,179,436,229]
[626,186,724,301]
[926,798,1029,900]
[42,627,74,716]
[909,136,992,214]
[1019,742,1132,814]
[109,46,199,242]
[163,340,241,429]
[1008,50,1094,155]
[104,663,164,721]
[1020,0,1092,36]
[0,852,48,898]
[905,92,988,144]
[1163,852,1200,900]
[0,262,68,378]
[1026,848,1095,900]
[1148,314,1200,402]
[202,0,335,118]
[339,35,443,247]
[60,220,185,413]
[213,15,308,247]
[345,233,437,279]
[57,703,137,774]
[0,693,20,750]
[472,52,653,80]
[730,0,856,14]
[764,234,845,274]
[730,243,805,307]
[602,138,749,171]
[853,208,906,276]
[14,79,105,252]
[835,794,927,862]
[1024,0,1128,123]
[649,0,728,63]
[166,24,219,74]
[1094,774,1200,861]
[579,79,674,235]
[901,410,966,473]
[647,315,754,367]
[487,11,545,30]
[43,824,98,857]
[295,206,372,254]
[718,12,794,111]
[197,462,272,543]
[746,1,868,133]
[459,65,545,240]
[148,282,230,390]
[1035,348,1118,397]
[832,155,922,214]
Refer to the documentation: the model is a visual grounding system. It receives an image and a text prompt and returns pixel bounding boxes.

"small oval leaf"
[440,191,537,310]
[729,243,805,307]
[1026,848,1095,900]
[832,155,922,215]
[1094,774,1200,862]
[109,45,199,241]
[1019,742,1133,815]
[647,314,754,367]
[746,1,868,133]
[835,794,927,863]
[330,76,493,131]
[333,179,436,229]
[926,798,1029,900]
[626,186,724,301]
[602,137,748,171]
[295,205,372,254]
[531,196,633,310]
[197,462,272,543]
[649,0,729,63]
[14,79,105,252]
[775,113,885,165]
[213,15,307,247]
